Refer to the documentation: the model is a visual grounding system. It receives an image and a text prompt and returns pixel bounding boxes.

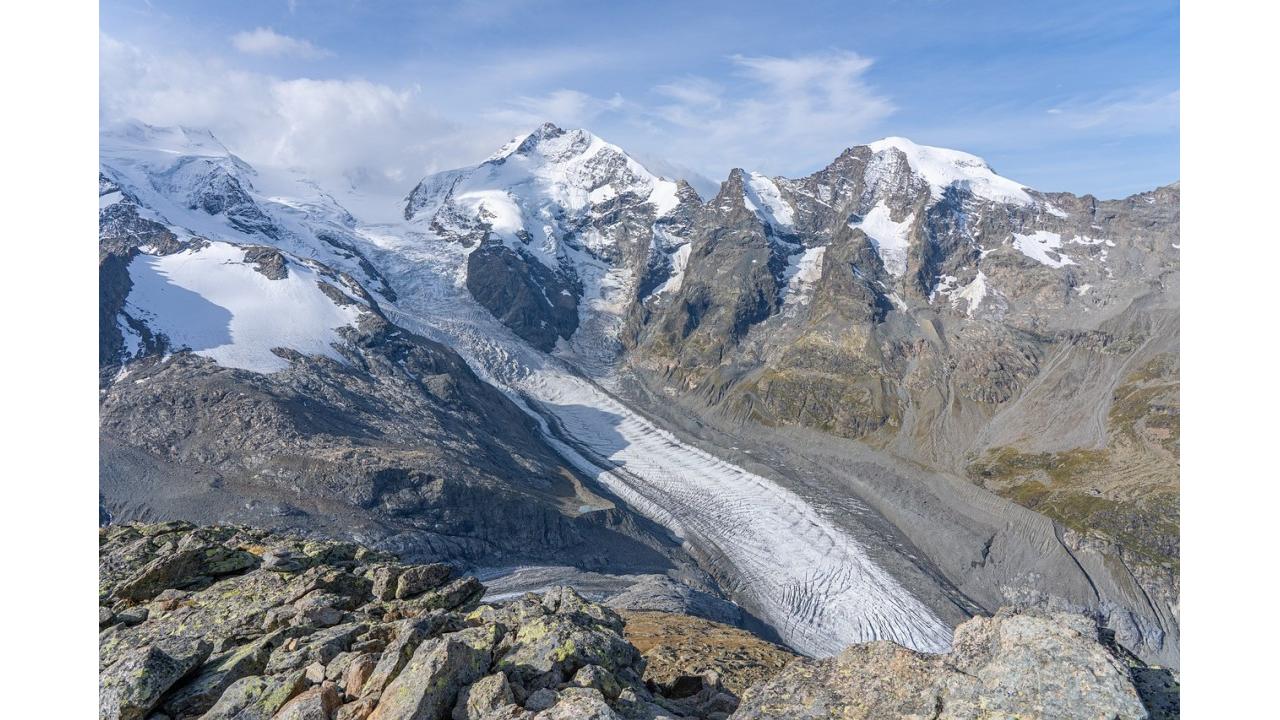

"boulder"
[452,673,514,720]
[570,665,620,701]
[342,653,380,698]
[522,689,557,712]
[495,588,640,690]
[99,637,211,720]
[198,670,308,720]
[733,608,1150,720]
[366,632,494,720]
[532,687,619,720]
[273,683,343,720]
[160,632,282,718]
[395,564,453,600]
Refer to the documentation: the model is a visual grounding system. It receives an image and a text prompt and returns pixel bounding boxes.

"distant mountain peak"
[862,136,1033,205]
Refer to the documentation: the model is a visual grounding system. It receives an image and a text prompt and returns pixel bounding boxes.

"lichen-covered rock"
[396,563,454,600]
[199,670,307,720]
[367,631,495,720]
[533,687,619,720]
[571,665,621,701]
[452,672,515,720]
[493,588,641,690]
[99,636,211,720]
[732,608,1151,720]
[360,613,458,698]
[160,632,282,717]
[522,689,557,712]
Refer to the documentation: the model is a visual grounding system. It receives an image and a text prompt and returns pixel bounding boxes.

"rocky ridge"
[99,523,1175,720]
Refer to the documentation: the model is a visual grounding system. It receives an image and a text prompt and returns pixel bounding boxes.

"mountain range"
[99,121,1179,668]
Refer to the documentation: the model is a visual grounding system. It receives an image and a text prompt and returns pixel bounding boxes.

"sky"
[100,0,1179,200]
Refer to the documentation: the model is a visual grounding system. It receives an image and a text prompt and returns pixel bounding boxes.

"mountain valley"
[98,121,1179,671]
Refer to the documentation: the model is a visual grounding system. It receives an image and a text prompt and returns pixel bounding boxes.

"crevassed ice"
[368,234,954,659]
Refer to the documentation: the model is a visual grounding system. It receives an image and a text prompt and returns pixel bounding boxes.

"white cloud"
[674,51,895,175]
[1047,90,1179,134]
[101,36,899,205]
[100,34,511,205]
[503,50,896,179]
[230,27,329,59]
[488,89,625,130]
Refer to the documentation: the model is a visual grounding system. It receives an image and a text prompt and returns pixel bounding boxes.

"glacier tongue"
[364,229,953,658]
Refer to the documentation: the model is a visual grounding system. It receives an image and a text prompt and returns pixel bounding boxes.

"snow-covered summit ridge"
[406,122,685,226]
[101,121,237,161]
[865,136,1034,206]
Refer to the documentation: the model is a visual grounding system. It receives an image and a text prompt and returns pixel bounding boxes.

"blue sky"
[101,0,1179,199]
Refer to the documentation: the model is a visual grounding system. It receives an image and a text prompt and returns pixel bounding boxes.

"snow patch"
[125,241,365,373]
[1068,234,1115,247]
[780,245,827,309]
[743,172,796,231]
[649,243,692,299]
[850,202,914,276]
[1012,230,1075,268]
[952,271,989,317]
[931,272,994,316]
[646,179,681,216]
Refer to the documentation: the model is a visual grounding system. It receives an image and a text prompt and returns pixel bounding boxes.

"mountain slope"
[97,123,701,585]
[402,122,702,368]
[618,136,1178,664]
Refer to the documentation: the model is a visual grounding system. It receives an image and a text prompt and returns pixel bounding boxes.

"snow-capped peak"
[866,136,1033,206]
[406,123,686,231]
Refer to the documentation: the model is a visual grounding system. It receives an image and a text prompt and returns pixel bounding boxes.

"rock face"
[99,523,1173,720]
[403,122,702,363]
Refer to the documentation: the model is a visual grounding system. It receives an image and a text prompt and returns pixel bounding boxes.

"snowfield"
[126,241,365,373]
[1012,230,1076,268]
[867,136,1034,206]
[850,201,914,277]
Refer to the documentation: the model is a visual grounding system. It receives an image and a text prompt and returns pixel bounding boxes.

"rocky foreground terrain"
[100,522,1176,720]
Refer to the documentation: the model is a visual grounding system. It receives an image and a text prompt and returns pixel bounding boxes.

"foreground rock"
[619,611,796,698]
[100,523,1173,720]
[734,608,1173,720]
[99,522,716,720]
